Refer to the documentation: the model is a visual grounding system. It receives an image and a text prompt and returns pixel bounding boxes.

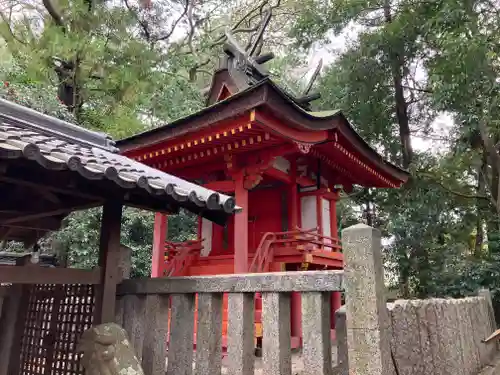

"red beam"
[168,160,226,180]
[265,164,317,187]
[296,175,317,187]
[265,167,291,183]
[124,114,251,159]
[299,188,330,197]
[203,180,235,193]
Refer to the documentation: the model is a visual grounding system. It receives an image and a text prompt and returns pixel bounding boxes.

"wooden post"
[330,192,341,329]
[152,213,167,278]
[234,172,249,274]
[0,285,29,375]
[291,292,302,341]
[289,157,302,342]
[316,195,323,238]
[288,157,299,230]
[330,194,338,241]
[95,201,123,324]
[331,291,342,329]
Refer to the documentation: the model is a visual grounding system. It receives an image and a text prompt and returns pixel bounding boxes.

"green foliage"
[4,0,500,299]
[289,0,500,300]
[52,208,197,278]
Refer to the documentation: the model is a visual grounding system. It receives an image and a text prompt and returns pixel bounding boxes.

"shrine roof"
[117,78,409,184]
[0,98,238,241]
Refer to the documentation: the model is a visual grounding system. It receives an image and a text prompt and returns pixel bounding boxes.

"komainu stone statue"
[78,322,144,375]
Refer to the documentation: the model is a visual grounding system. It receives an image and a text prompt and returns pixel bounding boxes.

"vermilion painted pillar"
[291,292,302,339]
[330,194,341,328]
[151,213,167,277]
[330,195,338,241]
[288,158,302,341]
[316,194,323,235]
[234,172,249,273]
[331,292,342,328]
[288,158,299,230]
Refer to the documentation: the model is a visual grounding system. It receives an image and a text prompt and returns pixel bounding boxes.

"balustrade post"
[115,245,132,326]
[262,292,292,375]
[335,306,349,375]
[227,293,254,375]
[301,292,333,375]
[142,295,170,375]
[167,293,196,375]
[122,294,147,362]
[195,293,223,375]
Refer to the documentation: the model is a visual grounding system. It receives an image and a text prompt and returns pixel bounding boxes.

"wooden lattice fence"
[16,284,95,375]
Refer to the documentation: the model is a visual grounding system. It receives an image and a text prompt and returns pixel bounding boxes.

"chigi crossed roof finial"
[214,9,323,110]
[222,10,274,85]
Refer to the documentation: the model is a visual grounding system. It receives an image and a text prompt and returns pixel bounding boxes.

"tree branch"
[420,172,490,200]
[479,168,499,210]
[42,0,65,31]
[124,0,151,42]
[156,0,189,42]
[0,10,26,45]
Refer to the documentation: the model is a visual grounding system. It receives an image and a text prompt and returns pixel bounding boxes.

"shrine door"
[248,188,285,253]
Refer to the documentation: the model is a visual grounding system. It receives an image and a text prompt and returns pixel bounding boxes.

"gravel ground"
[221,345,338,375]
[165,345,338,375]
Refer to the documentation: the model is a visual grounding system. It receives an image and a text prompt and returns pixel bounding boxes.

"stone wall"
[340,224,499,375]
[335,293,498,375]
[388,294,497,375]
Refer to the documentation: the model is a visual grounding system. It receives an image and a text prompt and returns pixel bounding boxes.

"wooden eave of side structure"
[0,99,241,243]
[117,78,410,187]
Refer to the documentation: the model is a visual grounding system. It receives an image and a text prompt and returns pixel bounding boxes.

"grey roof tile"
[0,98,239,221]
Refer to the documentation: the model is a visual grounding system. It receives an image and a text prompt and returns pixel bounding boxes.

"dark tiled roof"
[0,252,58,267]
[0,98,238,219]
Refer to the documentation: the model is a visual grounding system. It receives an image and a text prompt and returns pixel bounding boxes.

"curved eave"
[117,81,270,153]
[257,82,410,185]
[117,78,409,186]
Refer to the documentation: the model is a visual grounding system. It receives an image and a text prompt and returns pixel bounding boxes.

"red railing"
[248,232,277,273]
[290,228,342,252]
[162,228,342,275]
[249,227,342,273]
[162,239,203,277]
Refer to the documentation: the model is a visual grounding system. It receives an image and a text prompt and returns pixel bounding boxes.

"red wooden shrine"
[117,35,409,348]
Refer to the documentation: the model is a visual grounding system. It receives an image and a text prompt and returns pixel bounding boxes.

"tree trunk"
[415,245,430,298]
[383,1,413,169]
[384,0,415,297]
[475,152,487,256]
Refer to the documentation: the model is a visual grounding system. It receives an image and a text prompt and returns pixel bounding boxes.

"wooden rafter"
[0,175,103,201]
[0,217,63,231]
[0,202,99,225]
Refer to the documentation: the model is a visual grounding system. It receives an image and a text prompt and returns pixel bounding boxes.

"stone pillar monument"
[342,224,394,375]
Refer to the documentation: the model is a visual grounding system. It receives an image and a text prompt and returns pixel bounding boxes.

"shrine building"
[117,33,409,345]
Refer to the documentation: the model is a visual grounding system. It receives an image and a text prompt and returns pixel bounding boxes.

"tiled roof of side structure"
[0,252,58,267]
[0,98,239,219]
